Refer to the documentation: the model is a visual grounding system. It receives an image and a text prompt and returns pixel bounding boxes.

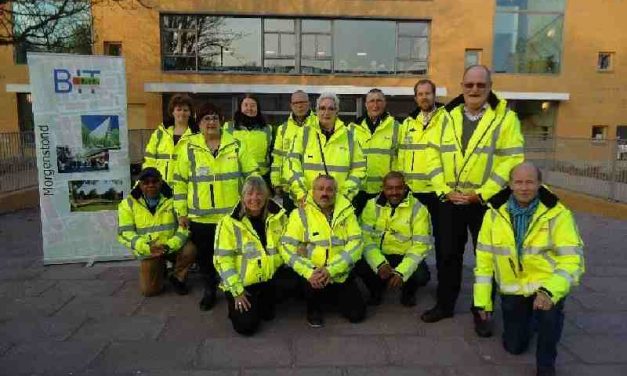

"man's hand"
[462,193,481,204]
[446,191,467,205]
[234,291,252,313]
[387,273,403,288]
[308,268,330,289]
[477,309,492,321]
[377,263,393,280]
[178,216,190,229]
[149,243,165,257]
[297,196,307,208]
[533,290,554,311]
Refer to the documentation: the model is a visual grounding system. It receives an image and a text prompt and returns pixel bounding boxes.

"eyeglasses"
[462,82,488,89]
[317,106,337,112]
[201,114,220,122]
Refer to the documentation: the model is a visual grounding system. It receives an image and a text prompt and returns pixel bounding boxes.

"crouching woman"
[214,176,287,335]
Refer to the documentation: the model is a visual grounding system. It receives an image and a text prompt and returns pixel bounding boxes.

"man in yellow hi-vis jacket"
[421,65,525,325]
[280,175,366,327]
[473,162,584,376]
[117,167,196,296]
[358,172,432,307]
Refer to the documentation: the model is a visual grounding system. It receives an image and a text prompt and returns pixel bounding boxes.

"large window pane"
[494,1,565,74]
[265,19,295,33]
[302,19,331,33]
[162,30,196,55]
[333,20,396,74]
[398,22,429,37]
[197,17,262,72]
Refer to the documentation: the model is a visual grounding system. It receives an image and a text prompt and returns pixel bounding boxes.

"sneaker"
[471,307,493,338]
[169,275,189,295]
[420,305,454,323]
[307,310,324,328]
[400,293,417,307]
[199,287,216,311]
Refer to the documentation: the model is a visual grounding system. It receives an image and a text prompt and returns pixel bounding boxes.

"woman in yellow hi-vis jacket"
[143,94,196,184]
[214,176,287,336]
[173,102,258,311]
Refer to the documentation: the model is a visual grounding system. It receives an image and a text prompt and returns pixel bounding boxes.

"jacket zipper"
[324,248,329,266]
[508,258,518,277]
[209,184,215,207]
[257,259,262,282]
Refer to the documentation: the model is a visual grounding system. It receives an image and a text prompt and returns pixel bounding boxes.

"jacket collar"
[408,102,444,119]
[355,112,391,128]
[488,185,559,210]
[444,91,500,113]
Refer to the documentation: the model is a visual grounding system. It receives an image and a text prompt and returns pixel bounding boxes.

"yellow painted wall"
[1,0,626,138]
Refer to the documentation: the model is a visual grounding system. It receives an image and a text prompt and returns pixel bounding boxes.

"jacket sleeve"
[326,213,363,279]
[541,209,585,303]
[164,219,189,253]
[427,112,454,197]
[279,209,316,280]
[286,127,308,201]
[270,123,287,188]
[473,211,496,311]
[213,217,245,297]
[360,201,387,272]
[172,145,190,217]
[395,204,433,282]
[476,111,525,201]
[342,137,366,200]
[238,140,260,179]
[142,128,162,170]
[117,199,151,257]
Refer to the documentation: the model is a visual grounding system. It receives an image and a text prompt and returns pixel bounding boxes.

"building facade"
[1,0,626,140]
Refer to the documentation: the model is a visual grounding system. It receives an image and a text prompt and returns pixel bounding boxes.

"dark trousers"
[501,294,565,368]
[226,281,276,336]
[304,273,366,323]
[189,221,218,289]
[352,190,378,217]
[436,201,486,312]
[356,255,429,300]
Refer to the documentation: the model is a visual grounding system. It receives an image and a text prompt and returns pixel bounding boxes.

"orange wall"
[1,0,626,137]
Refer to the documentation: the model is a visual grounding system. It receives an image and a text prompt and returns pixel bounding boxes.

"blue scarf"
[507,195,540,258]
[144,195,160,214]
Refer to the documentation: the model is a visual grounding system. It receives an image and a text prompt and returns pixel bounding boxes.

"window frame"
[597,51,615,73]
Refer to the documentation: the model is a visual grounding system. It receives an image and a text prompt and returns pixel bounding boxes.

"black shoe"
[400,293,417,307]
[536,366,556,376]
[199,287,216,311]
[420,305,454,323]
[471,307,493,338]
[307,310,324,328]
[169,275,189,295]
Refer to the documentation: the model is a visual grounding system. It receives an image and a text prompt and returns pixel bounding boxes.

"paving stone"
[441,365,534,376]
[295,336,387,366]
[197,337,291,368]
[88,340,199,373]
[585,265,627,277]
[562,335,627,364]
[583,277,627,293]
[568,312,627,334]
[97,266,140,281]
[0,257,39,270]
[0,315,87,343]
[41,279,125,298]
[0,294,74,320]
[467,338,576,365]
[385,336,484,366]
[346,366,443,375]
[71,315,167,341]
[555,365,627,376]
[135,290,220,317]
[0,267,43,280]
[158,313,238,341]
[53,296,143,319]
[0,340,106,375]
[76,369,237,376]
[0,279,56,298]
[242,367,343,376]
[39,264,103,280]
[569,292,627,312]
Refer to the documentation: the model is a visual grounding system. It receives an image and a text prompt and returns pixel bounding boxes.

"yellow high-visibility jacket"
[397,106,448,194]
[173,133,258,224]
[360,192,433,281]
[117,183,188,257]
[214,199,287,297]
[429,93,525,201]
[280,194,363,283]
[142,124,194,184]
[474,186,585,311]
[286,118,366,201]
[271,111,318,190]
[349,113,402,194]
[224,120,273,176]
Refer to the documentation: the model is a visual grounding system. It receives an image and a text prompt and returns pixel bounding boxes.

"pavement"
[1,207,627,376]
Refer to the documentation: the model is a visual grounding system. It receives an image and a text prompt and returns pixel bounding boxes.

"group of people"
[117,65,585,376]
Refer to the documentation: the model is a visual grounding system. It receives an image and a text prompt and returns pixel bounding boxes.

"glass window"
[592,125,608,140]
[199,17,262,72]
[263,19,296,73]
[333,20,396,74]
[465,49,483,67]
[598,52,614,72]
[493,0,565,74]
[104,42,122,56]
[396,22,429,74]
[302,19,332,33]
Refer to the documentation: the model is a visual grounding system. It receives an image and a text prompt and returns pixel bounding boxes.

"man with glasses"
[271,90,318,213]
[421,65,524,339]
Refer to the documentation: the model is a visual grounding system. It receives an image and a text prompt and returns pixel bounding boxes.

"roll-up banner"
[27,52,133,264]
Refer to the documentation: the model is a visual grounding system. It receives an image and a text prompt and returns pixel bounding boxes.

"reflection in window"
[333,20,395,74]
[493,0,565,74]
[301,20,333,74]
[264,19,296,73]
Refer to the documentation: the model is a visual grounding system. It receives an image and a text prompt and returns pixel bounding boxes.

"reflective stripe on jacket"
[224,121,273,176]
[172,132,258,224]
[142,125,194,184]
[397,107,447,194]
[271,112,318,189]
[473,186,585,311]
[286,118,366,201]
[360,192,433,281]
[429,93,525,200]
[117,187,188,257]
[214,200,287,296]
[279,194,363,283]
[350,114,401,194]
